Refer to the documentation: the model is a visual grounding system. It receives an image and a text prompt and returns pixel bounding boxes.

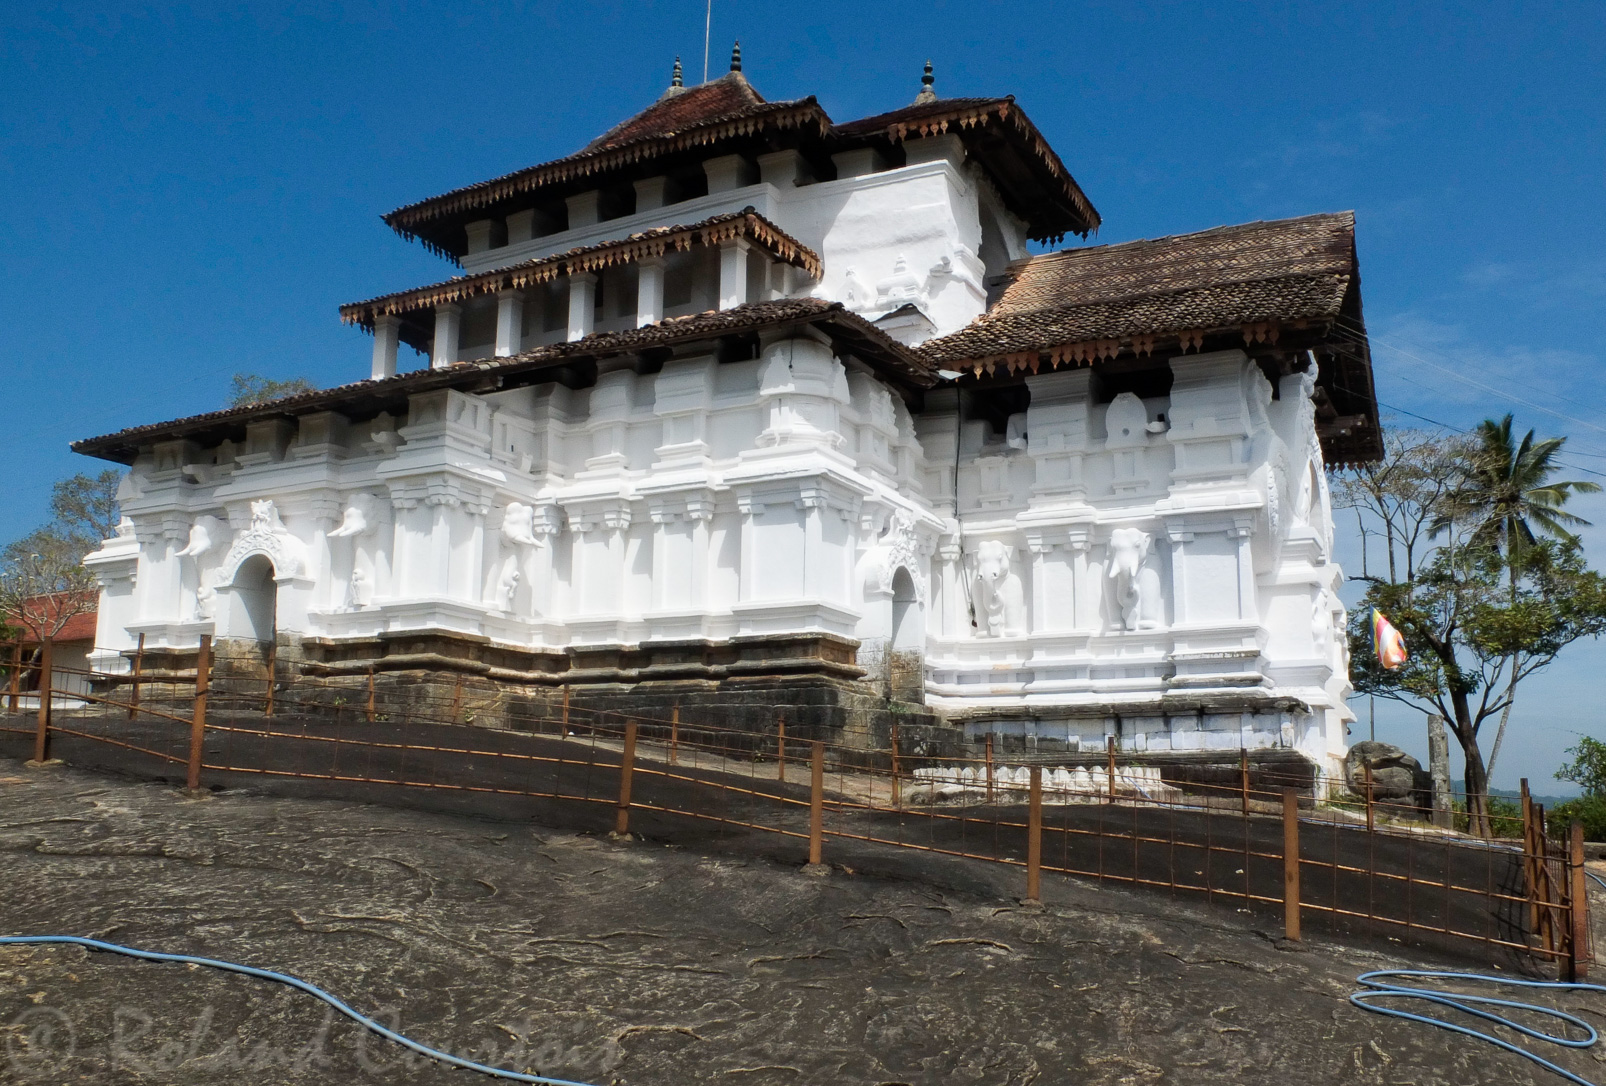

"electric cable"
[0,935,599,1086]
[1350,969,1605,1086]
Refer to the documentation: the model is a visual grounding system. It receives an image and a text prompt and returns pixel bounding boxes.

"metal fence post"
[614,719,638,836]
[809,741,825,866]
[32,637,53,764]
[187,635,211,791]
[670,702,679,766]
[1026,766,1043,903]
[1106,735,1117,801]
[1569,821,1590,981]
[7,640,21,715]
[890,721,904,810]
[451,674,463,725]
[985,732,995,804]
[128,632,144,720]
[1364,764,1375,832]
[777,714,786,781]
[263,639,276,717]
[1240,747,1250,816]
[560,684,570,736]
[1283,788,1301,941]
[366,666,376,722]
[1521,780,1540,933]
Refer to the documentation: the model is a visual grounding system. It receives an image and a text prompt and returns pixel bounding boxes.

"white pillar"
[756,149,807,188]
[636,257,665,327]
[495,292,524,357]
[566,191,600,229]
[703,155,748,193]
[634,177,668,212]
[506,209,535,245]
[718,239,751,310]
[431,303,461,369]
[371,314,400,380]
[567,273,596,341]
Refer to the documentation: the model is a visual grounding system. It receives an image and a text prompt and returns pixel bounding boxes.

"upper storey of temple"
[362,53,1099,349]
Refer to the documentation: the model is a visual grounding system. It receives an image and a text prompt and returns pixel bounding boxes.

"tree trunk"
[1449,689,1491,837]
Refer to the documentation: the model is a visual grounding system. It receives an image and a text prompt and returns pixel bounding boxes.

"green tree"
[1437,415,1600,779]
[229,373,316,406]
[1,471,124,641]
[1557,736,1606,797]
[1350,536,1606,835]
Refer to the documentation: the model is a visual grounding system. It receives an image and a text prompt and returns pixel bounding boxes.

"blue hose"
[1351,970,1605,1086]
[0,935,599,1085]
[1589,870,1606,892]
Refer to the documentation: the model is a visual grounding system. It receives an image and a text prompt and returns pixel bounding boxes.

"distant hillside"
[1453,782,1579,807]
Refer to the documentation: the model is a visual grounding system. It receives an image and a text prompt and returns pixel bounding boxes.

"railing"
[1,634,1594,978]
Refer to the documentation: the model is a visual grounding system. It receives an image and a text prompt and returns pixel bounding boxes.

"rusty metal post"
[32,637,54,764]
[451,674,464,725]
[1521,780,1540,932]
[1569,821,1590,981]
[1282,788,1301,941]
[7,640,20,715]
[985,732,995,804]
[1026,766,1043,903]
[263,639,276,717]
[1106,735,1117,802]
[1364,764,1375,832]
[669,702,680,765]
[890,720,902,810]
[127,633,144,720]
[366,666,376,722]
[777,714,786,781]
[614,719,638,836]
[809,741,825,866]
[1240,747,1250,816]
[186,635,212,791]
[561,685,570,736]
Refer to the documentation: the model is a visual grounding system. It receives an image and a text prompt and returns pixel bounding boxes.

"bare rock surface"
[0,758,1600,1085]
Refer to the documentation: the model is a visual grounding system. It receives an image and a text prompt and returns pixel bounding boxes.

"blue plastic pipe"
[0,935,599,1086]
[1351,969,1605,1086]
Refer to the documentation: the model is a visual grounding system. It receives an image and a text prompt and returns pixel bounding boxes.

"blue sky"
[3,2,1603,791]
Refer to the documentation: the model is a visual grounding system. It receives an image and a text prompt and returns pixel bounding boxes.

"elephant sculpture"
[969,539,1026,638]
[1108,527,1162,631]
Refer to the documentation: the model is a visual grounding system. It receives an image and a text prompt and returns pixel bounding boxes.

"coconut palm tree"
[1439,414,1600,786]
[1445,414,1599,577]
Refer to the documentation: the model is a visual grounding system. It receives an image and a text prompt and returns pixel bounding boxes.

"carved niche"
[1107,527,1163,631]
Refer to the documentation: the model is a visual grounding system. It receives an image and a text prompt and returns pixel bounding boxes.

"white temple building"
[74,53,1380,779]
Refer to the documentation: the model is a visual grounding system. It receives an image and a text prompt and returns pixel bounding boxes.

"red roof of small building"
[7,592,97,645]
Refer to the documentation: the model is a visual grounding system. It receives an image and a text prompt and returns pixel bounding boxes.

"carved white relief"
[1108,527,1162,631]
[1104,393,1149,448]
[176,515,229,620]
[862,507,927,604]
[219,499,307,584]
[328,493,380,608]
[969,539,1026,638]
[488,501,546,615]
[114,516,136,539]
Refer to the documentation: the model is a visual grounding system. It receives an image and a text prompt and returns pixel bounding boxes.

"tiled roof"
[341,210,821,346]
[383,84,1099,255]
[72,299,936,464]
[584,73,767,151]
[383,90,828,254]
[919,213,1357,365]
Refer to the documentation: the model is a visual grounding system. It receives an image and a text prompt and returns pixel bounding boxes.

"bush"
[1451,795,1524,838]
[1545,795,1606,842]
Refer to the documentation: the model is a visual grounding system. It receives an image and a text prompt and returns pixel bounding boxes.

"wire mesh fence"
[1,635,1593,978]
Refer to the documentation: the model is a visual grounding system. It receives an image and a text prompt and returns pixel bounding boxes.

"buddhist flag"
[1372,609,1407,670]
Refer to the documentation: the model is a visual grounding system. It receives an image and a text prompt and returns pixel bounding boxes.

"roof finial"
[730,40,742,73]
[914,59,937,104]
[672,56,683,87]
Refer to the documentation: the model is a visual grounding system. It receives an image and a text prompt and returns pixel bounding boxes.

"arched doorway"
[225,555,278,644]
[888,567,925,701]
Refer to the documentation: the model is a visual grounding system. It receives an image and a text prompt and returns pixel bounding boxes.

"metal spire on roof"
[672,56,683,87]
[659,55,687,99]
[914,60,937,104]
[730,40,742,73]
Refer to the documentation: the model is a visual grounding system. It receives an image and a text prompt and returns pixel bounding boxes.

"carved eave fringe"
[385,102,831,240]
[954,320,1302,377]
[340,211,822,329]
[878,98,1099,240]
